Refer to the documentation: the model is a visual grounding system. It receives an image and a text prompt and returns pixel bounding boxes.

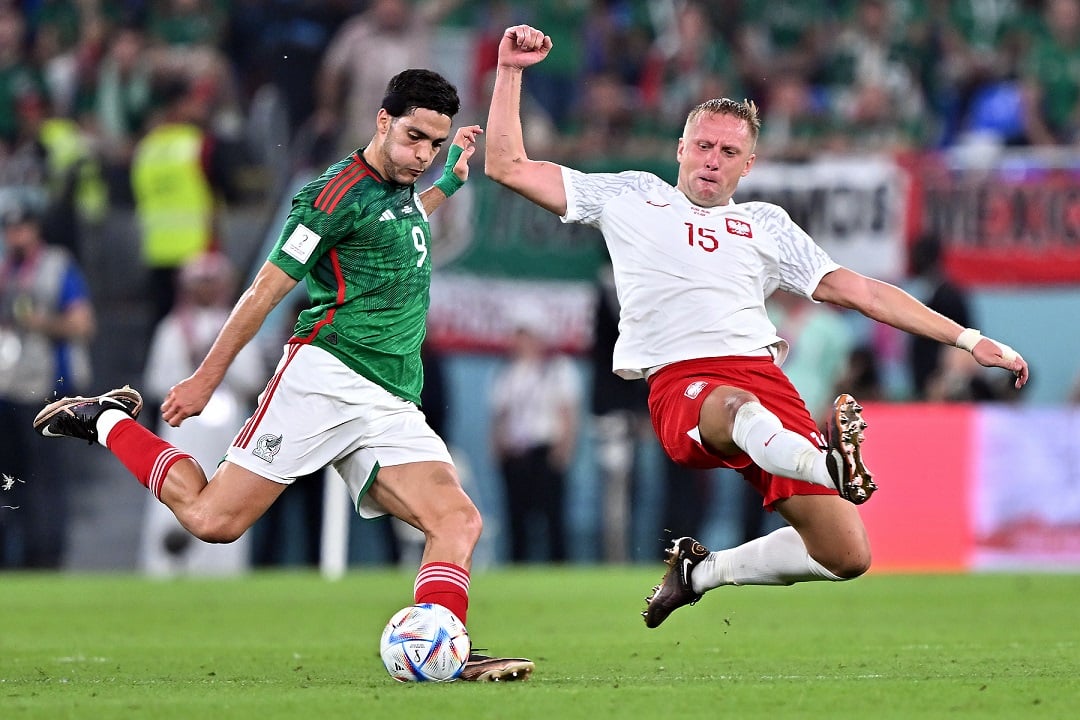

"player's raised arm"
[484,24,569,217]
[419,123,483,215]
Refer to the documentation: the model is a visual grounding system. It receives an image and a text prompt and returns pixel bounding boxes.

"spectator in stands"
[1021,0,1080,146]
[588,262,649,562]
[468,0,520,113]
[30,0,113,120]
[639,0,740,140]
[757,75,830,161]
[819,0,931,153]
[141,1,246,156]
[130,71,236,325]
[146,0,229,49]
[12,81,107,260]
[313,0,464,158]
[1,85,50,200]
[935,0,1036,145]
[515,1,590,132]
[140,250,264,575]
[0,198,95,568]
[490,306,581,563]
[733,0,832,103]
[834,344,885,405]
[907,232,972,400]
[0,4,48,150]
[77,20,154,205]
[559,70,648,160]
[223,0,352,141]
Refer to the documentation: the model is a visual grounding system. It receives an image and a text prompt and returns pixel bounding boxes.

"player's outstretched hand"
[449,124,482,182]
[161,374,216,427]
[498,25,553,69]
[972,338,1030,389]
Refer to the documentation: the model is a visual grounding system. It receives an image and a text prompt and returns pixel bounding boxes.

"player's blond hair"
[683,98,761,145]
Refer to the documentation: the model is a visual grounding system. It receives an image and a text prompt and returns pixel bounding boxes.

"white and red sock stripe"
[147,447,193,500]
[104,419,194,501]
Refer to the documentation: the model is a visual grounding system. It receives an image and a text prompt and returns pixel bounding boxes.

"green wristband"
[433,144,466,197]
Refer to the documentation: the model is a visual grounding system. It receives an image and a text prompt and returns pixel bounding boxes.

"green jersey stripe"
[291,249,345,342]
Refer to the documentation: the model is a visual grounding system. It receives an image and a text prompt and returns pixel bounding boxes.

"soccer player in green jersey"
[34,69,534,682]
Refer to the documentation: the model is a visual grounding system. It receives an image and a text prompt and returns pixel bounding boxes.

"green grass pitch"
[2,568,1078,719]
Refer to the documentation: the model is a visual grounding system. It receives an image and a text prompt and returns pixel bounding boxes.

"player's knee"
[825,547,872,580]
[700,386,760,451]
[703,386,759,420]
[184,511,247,544]
[423,499,482,548]
[450,502,483,547]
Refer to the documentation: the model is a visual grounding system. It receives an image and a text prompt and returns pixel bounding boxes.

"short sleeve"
[268,200,353,280]
[745,202,840,299]
[561,168,657,227]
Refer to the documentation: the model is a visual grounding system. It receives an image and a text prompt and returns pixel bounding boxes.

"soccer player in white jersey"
[484,25,1031,628]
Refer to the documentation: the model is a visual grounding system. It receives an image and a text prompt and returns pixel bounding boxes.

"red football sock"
[105,419,195,500]
[414,562,470,625]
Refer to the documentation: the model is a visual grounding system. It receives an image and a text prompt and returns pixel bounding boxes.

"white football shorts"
[225,343,452,518]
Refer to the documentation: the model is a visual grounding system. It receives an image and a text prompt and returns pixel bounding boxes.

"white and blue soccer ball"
[379,603,471,682]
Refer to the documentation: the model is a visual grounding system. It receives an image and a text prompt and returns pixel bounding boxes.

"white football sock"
[730,402,833,489]
[691,526,843,592]
[95,408,129,447]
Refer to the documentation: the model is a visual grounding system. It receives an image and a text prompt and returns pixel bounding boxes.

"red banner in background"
[428,274,596,355]
[916,152,1080,286]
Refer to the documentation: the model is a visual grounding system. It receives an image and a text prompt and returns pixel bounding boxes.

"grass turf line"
[1,569,1078,719]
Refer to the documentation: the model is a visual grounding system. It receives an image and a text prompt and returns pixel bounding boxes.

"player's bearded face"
[375,109,453,185]
[676,113,756,208]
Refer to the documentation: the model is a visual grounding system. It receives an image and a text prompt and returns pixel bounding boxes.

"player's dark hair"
[381,69,460,119]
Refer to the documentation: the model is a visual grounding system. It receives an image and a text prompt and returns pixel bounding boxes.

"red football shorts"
[647,356,837,509]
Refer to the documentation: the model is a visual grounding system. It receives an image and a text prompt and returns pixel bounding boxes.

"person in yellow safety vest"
[39,116,109,228]
[8,84,106,262]
[131,74,225,325]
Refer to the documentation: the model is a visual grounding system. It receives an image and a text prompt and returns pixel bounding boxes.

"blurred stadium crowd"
[4,0,1080,217]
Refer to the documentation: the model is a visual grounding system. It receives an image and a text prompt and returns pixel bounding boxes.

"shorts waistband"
[646,353,777,386]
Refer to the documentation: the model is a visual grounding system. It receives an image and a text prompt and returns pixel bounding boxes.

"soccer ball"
[379,603,471,682]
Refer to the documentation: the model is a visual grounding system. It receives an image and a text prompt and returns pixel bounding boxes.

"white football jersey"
[561,167,840,379]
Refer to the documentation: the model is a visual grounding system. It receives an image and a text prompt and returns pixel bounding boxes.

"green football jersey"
[268,150,433,405]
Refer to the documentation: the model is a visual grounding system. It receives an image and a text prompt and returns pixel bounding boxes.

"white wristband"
[955,328,982,352]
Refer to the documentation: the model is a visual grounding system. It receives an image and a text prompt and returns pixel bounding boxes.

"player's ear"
[742,153,756,176]
[376,108,392,135]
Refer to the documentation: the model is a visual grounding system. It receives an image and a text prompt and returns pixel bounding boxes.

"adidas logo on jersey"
[379,209,396,222]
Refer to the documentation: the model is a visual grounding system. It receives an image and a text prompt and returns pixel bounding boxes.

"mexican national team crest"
[726,218,752,238]
[253,434,283,463]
